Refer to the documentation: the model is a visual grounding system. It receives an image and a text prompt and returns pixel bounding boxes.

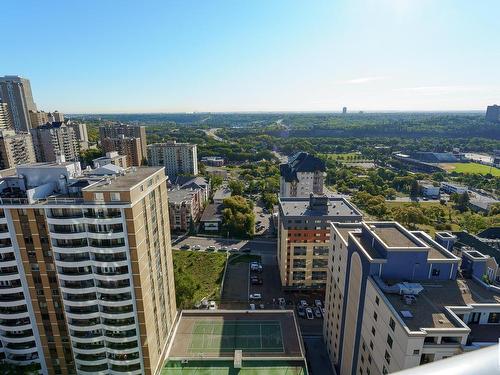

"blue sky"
[2,0,499,113]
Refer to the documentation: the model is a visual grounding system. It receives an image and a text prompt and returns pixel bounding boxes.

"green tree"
[459,212,487,234]
[228,180,245,196]
[222,196,255,238]
[174,270,198,308]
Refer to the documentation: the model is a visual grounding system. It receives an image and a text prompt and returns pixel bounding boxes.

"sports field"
[439,162,500,176]
[189,320,284,353]
[162,360,307,375]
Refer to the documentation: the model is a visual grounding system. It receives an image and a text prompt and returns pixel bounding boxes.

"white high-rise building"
[147,141,198,179]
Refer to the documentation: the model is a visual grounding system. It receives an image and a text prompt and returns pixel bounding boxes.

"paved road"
[303,336,335,375]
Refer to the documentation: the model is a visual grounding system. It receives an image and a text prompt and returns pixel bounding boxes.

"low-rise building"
[205,166,228,179]
[92,151,128,169]
[168,178,209,233]
[324,221,500,375]
[440,182,468,195]
[201,156,224,166]
[199,203,223,232]
[468,192,498,213]
[418,181,440,198]
[213,186,231,204]
[278,194,362,289]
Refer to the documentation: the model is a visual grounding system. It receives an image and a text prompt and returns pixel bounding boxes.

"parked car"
[249,303,256,310]
[218,246,228,252]
[256,220,262,225]
[206,245,216,251]
[305,307,314,320]
[278,297,286,306]
[251,276,263,285]
[315,299,322,308]
[242,248,251,253]
[321,308,326,317]
[300,300,308,307]
[230,247,239,253]
[192,245,201,251]
[297,306,306,318]
[249,293,262,300]
[180,244,190,250]
[208,301,217,310]
[314,307,322,318]
[259,304,265,309]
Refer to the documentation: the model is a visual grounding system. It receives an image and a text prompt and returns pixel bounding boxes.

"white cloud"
[344,76,388,84]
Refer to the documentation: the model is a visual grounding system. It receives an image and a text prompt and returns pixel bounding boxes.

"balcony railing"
[85,210,122,219]
[97,280,130,289]
[106,341,138,350]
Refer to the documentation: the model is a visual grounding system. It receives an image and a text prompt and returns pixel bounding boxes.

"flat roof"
[84,167,163,191]
[200,203,223,222]
[168,189,196,203]
[167,311,304,359]
[372,225,421,248]
[280,197,361,218]
[380,278,500,331]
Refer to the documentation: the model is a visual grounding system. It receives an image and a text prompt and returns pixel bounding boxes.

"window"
[312,271,327,281]
[293,246,307,256]
[94,193,104,201]
[383,366,388,375]
[385,350,391,365]
[413,350,420,355]
[293,272,306,281]
[371,326,376,336]
[293,259,306,269]
[369,341,373,350]
[110,192,120,201]
[387,335,393,348]
[368,354,372,364]
[431,268,440,276]
[488,312,499,323]
[373,311,378,321]
[362,341,366,351]
[389,317,395,331]
[375,296,380,305]
[313,259,328,268]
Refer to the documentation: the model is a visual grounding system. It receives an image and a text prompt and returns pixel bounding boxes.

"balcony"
[65,293,97,303]
[95,266,128,276]
[102,318,135,327]
[110,363,141,372]
[49,209,83,219]
[68,318,101,328]
[108,352,140,361]
[94,253,127,262]
[0,266,18,276]
[61,280,95,290]
[106,340,138,351]
[73,341,105,351]
[89,239,126,249]
[0,254,15,262]
[66,305,99,316]
[88,224,124,233]
[78,364,108,373]
[71,330,103,340]
[85,209,122,219]
[105,329,137,339]
[0,293,25,303]
[53,239,88,249]
[0,306,28,316]
[0,317,31,329]
[57,253,90,262]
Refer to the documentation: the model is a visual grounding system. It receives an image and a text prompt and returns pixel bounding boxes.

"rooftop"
[378,277,500,332]
[168,189,197,203]
[200,203,223,222]
[279,196,361,218]
[84,166,163,191]
[280,152,325,182]
[167,310,304,359]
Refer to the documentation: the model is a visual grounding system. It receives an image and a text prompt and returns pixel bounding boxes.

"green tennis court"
[162,360,307,375]
[188,320,284,353]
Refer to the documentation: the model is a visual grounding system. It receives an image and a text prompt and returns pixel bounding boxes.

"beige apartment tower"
[0,130,36,169]
[0,163,177,374]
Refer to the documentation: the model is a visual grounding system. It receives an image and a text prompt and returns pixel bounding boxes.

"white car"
[315,299,322,308]
[206,245,216,251]
[300,300,308,307]
[305,307,314,320]
[192,245,201,251]
[208,301,217,310]
[249,303,256,310]
[249,293,262,300]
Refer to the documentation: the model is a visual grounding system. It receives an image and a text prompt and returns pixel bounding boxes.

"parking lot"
[219,251,325,335]
[173,236,276,254]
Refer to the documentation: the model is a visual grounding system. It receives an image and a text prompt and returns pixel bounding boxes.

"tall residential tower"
[0,163,177,374]
[0,76,38,131]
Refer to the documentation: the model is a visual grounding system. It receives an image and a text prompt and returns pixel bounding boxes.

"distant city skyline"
[2,0,499,113]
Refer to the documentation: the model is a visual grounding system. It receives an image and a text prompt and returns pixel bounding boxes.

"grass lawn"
[440,162,500,177]
[228,254,261,265]
[173,250,227,308]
